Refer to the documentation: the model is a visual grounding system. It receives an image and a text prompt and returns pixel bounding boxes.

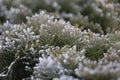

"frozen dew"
[0,0,120,79]
[53,75,79,80]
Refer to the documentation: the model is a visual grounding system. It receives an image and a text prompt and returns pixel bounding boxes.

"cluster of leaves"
[0,0,120,33]
[0,0,120,80]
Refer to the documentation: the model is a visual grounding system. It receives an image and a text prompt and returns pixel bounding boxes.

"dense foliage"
[0,0,120,80]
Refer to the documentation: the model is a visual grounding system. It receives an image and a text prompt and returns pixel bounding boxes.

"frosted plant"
[85,31,109,60]
[0,0,120,33]
[0,12,88,79]
[0,3,120,79]
[75,61,120,80]
[67,13,104,34]
[31,31,120,80]
[74,32,120,80]
[5,5,32,24]
[31,46,86,80]
[26,11,90,49]
[39,0,120,33]
[25,12,120,80]
[53,75,79,80]
[38,20,89,48]
[0,23,40,79]
[32,56,62,80]
[101,47,120,63]
[26,11,54,27]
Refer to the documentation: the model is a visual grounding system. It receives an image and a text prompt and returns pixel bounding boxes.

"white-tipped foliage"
[0,4,120,80]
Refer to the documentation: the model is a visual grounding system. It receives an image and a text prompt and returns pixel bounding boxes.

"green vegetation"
[0,0,120,80]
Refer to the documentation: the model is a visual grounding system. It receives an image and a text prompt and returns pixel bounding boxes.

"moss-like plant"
[0,0,120,80]
[0,0,120,33]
